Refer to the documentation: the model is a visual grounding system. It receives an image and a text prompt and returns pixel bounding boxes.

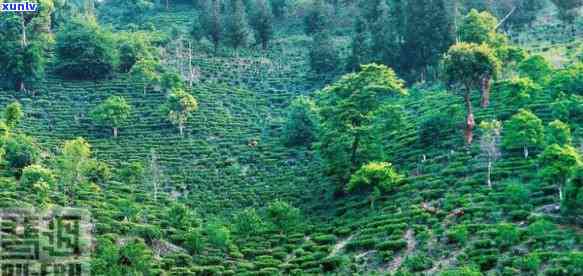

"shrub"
[56,17,117,80]
[446,225,469,245]
[403,254,433,272]
[3,134,40,173]
[266,200,301,233]
[282,96,318,147]
[205,222,231,249]
[496,223,520,248]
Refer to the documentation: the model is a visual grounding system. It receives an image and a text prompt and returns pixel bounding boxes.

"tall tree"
[225,0,249,50]
[200,0,222,52]
[402,0,455,80]
[458,9,506,107]
[161,88,199,137]
[317,64,407,186]
[250,0,274,50]
[56,17,117,80]
[539,144,581,201]
[0,0,53,91]
[502,109,544,158]
[130,58,162,95]
[58,137,92,205]
[90,96,132,138]
[443,42,501,144]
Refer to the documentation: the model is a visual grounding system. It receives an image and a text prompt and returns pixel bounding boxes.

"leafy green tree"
[131,58,162,95]
[92,238,154,275]
[518,55,553,84]
[479,120,502,188]
[551,94,583,125]
[548,63,583,98]
[443,42,501,144]
[4,102,23,128]
[493,77,540,107]
[161,71,185,92]
[502,109,544,159]
[58,137,92,205]
[20,164,54,205]
[546,120,572,146]
[225,0,249,50]
[309,31,340,74]
[91,96,132,138]
[250,0,274,50]
[233,208,264,237]
[562,166,583,223]
[161,89,198,137]
[56,17,117,80]
[200,0,222,52]
[282,96,318,147]
[347,162,403,193]
[539,144,581,201]
[118,33,154,73]
[402,0,454,78]
[84,160,112,186]
[0,0,52,91]
[459,9,500,45]
[3,134,40,173]
[317,64,406,184]
[366,104,409,161]
[458,9,507,108]
[266,200,301,233]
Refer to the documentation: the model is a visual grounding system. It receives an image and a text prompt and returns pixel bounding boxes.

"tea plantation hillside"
[0,0,582,275]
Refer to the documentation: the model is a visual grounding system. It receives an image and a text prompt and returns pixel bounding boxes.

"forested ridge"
[0,0,582,275]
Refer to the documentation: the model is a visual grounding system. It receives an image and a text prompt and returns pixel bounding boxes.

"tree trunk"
[523,145,529,159]
[143,84,147,95]
[16,78,25,92]
[20,13,27,47]
[179,124,184,137]
[559,184,563,201]
[166,0,169,10]
[464,89,475,144]
[481,75,491,108]
[113,127,118,138]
